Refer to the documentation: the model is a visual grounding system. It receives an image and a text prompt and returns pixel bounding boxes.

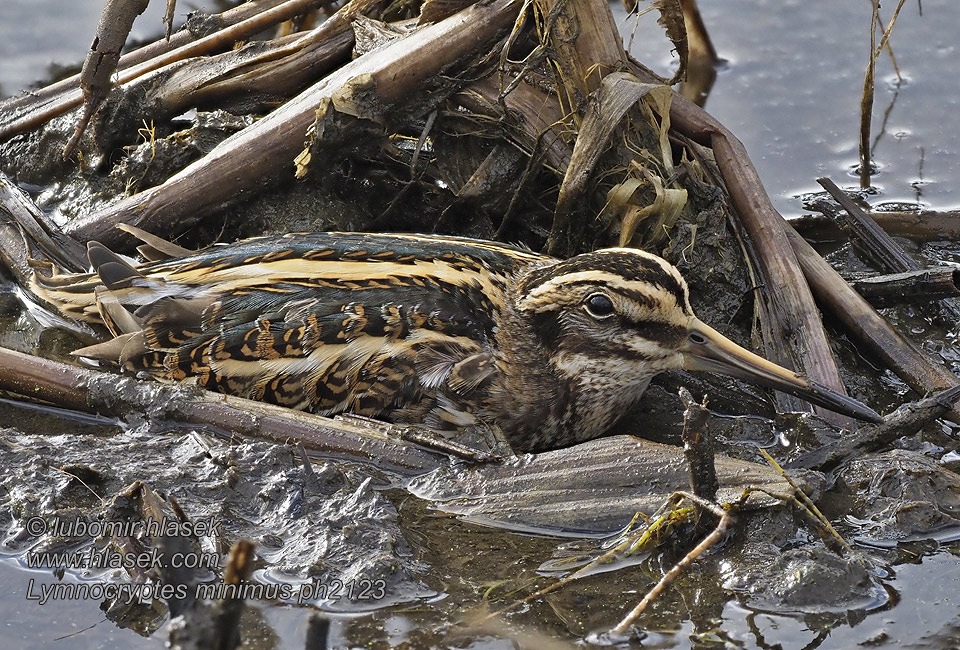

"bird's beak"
[680,318,883,424]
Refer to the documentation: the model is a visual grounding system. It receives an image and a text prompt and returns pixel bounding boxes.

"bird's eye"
[688,331,707,345]
[584,293,616,319]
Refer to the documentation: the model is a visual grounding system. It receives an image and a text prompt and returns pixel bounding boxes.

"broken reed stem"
[873,0,908,62]
[817,176,916,271]
[859,0,907,189]
[860,0,879,189]
[783,226,960,422]
[217,539,256,649]
[0,345,446,474]
[0,0,332,142]
[851,268,960,308]
[540,0,629,255]
[818,176,960,321]
[0,172,88,280]
[62,0,152,161]
[64,0,521,247]
[0,0,291,115]
[678,0,718,105]
[874,5,903,82]
[609,492,731,636]
[678,387,717,502]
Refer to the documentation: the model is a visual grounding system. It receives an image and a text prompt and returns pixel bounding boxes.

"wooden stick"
[679,387,717,502]
[866,210,960,241]
[62,0,152,160]
[709,127,852,426]
[791,210,960,244]
[0,173,88,281]
[818,177,916,271]
[677,0,718,106]
[851,268,960,308]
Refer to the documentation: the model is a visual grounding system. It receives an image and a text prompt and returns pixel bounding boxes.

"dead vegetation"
[1,0,959,645]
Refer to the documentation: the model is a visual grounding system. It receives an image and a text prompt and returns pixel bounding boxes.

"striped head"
[512,248,881,444]
[516,249,693,383]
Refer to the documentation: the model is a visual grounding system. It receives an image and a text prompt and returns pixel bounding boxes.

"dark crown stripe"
[519,251,687,307]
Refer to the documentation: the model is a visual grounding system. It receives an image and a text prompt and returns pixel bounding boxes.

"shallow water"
[616,0,960,217]
[1,1,959,649]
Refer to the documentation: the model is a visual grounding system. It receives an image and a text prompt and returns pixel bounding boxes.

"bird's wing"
[69,233,534,419]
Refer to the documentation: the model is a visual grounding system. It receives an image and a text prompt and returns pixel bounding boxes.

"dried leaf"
[653,0,688,85]
[554,72,664,227]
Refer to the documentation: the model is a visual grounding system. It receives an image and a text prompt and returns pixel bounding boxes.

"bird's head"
[515,248,882,424]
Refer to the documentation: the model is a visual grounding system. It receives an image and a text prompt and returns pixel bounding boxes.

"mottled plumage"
[31,231,881,452]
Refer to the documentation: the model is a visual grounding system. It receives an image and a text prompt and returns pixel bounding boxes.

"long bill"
[680,318,883,424]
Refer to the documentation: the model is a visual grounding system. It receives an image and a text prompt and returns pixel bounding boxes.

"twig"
[859,0,880,189]
[756,449,852,555]
[164,0,178,40]
[875,7,902,82]
[0,0,290,116]
[609,492,731,636]
[787,385,960,472]
[484,498,697,619]
[63,0,151,161]
[678,387,717,502]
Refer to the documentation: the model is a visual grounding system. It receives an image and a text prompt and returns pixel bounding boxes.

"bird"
[29,229,882,452]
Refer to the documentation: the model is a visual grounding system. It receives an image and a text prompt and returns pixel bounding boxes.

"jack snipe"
[31,231,881,452]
